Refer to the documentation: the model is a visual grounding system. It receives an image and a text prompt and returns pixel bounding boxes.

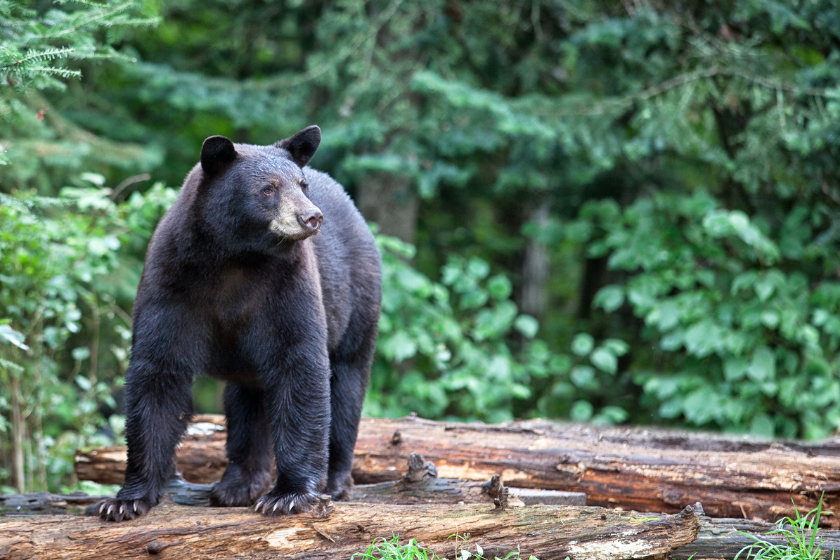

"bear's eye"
[300,181,309,191]
[262,185,275,196]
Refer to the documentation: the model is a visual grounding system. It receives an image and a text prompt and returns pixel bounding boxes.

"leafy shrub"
[576,191,840,438]
[0,182,176,492]
[359,233,570,423]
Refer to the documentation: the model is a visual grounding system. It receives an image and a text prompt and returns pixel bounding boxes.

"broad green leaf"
[572,333,594,356]
[747,347,776,382]
[591,348,618,374]
[513,314,539,338]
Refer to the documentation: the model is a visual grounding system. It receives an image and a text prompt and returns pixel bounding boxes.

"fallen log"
[75,415,228,486]
[675,517,840,559]
[76,415,840,526]
[0,500,701,560]
[4,491,837,559]
[6,454,585,514]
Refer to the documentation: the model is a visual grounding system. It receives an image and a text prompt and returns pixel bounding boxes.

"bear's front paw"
[253,491,319,516]
[210,470,271,507]
[92,497,152,522]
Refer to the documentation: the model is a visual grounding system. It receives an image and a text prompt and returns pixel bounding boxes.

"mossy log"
[0,500,701,560]
[75,415,840,526]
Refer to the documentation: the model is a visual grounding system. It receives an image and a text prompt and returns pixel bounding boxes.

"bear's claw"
[253,491,319,516]
[92,497,151,522]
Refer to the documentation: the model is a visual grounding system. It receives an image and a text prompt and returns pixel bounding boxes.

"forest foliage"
[1,0,840,492]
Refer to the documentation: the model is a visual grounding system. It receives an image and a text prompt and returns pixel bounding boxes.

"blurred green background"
[2,0,840,494]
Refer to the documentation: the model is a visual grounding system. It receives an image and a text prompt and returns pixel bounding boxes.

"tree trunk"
[521,201,551,319]
[0,499,701,560]
[356,172,418,244]
[75,415,840,527]
[9,375,24,494]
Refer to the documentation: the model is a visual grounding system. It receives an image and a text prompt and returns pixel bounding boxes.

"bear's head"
[197,125,324,252]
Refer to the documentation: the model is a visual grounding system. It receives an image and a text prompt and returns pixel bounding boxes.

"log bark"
[76,415,840,526]
[0,500,701,560]
[5,493,838,559]
[0,474,584,514]
[75,415,228,486]
[675,517,840,559]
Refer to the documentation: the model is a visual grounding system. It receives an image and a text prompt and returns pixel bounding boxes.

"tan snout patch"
[268,192,320,240]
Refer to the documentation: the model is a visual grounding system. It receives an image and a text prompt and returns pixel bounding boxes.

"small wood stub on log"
[0,499,702,560]
[75,414,840,526]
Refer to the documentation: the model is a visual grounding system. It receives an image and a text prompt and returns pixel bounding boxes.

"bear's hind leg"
[210,383,272,507]
[324,315,377,499]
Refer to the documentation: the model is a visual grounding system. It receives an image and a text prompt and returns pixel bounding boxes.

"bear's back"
[300,168,382,351]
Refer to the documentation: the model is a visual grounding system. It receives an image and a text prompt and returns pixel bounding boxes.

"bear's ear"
[201,136,237,176]
[275,125,321,168]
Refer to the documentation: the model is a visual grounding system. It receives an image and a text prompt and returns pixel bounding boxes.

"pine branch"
[41,3,134,40]
[0,48,76,70]
[25,67,82,80]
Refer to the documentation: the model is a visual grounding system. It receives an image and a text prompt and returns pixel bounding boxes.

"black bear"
[96,126,381,521]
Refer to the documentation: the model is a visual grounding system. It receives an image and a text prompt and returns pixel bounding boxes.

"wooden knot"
[391,431,402,445]
[404,452,437,483]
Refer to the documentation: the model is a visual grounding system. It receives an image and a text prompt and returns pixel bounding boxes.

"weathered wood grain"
[675,517,840,559]
[75,415,840,525]
[0,476,585,514]
[0,500,701,560]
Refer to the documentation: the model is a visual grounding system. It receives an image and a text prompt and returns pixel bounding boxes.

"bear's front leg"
[253,339,331,516]
[95,364,193,521]
[94,303,197,522]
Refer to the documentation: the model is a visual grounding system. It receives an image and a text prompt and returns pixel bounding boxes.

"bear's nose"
[299,209,324,233]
